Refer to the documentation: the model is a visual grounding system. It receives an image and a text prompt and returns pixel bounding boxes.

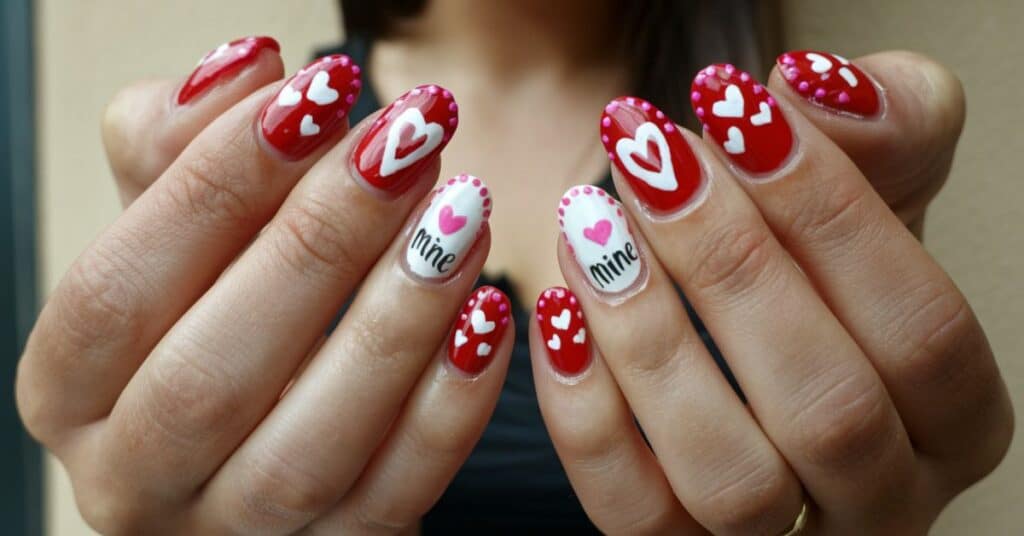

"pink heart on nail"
[438,205,467,235]
[583,219,612,246]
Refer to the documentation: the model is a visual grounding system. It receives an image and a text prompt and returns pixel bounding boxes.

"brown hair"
[339,0,778,126]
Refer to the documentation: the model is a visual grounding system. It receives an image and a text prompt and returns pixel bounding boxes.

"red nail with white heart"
[536,287,590,376]
[449,286,510,375]
[777,50,881,117]
[260,54,361,160]
[178,36,280,105]
[601,96,703,213]
[353,84,458,194]
[691,64,794,175]
[406,174,491,281]
[559,185,643,294]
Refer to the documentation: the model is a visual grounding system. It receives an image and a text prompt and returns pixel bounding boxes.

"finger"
[616,84,916,526]
[719,61,1012,477]
[307,286,514,534]
[195,178,491,534]
[553,181,805,534]
[103,36,283,206]
[100,88,458,504]
[17,54,360,449]
[771,50,966,227]
[530,286,706,534]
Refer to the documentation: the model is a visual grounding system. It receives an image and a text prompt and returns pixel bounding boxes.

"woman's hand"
[17,38,514,535]
[531,51,1013,534]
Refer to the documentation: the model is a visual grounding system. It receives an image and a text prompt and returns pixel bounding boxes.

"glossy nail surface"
[177,36,280,105]
[601,96,702,213]
[559,185,642,294]
[260,54,361,160]
[691,64,793,175]
[406,174,491,281]
[777,50,880,117]
[536,287,589,376]
[354,85,458,194]
[448,286,510,375]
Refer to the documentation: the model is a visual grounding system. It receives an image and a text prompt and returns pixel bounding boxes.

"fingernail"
[260,54,362,160]
[536,287,589,376]
[177,36,280,105]
[601,96,702,213]
[691,64,794,175]
[559,185,643,294]
[448,286,510,375]
[405,174,491,281]
[777,51,880,117]
[353,85,458,194]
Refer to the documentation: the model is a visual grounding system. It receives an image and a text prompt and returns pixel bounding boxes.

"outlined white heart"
[615,122,677,191]
[277,84,302,107]
[470,310,495,334]
[550,309,571,331]
[476,342,492,357]
[547,334,561,351]
[712,84,745,118]
[299,114,320,137]
[306,71,339,105]
[806,52,833,74]
[723,126,745,154]
[380,108,444,177]
[454,329,468,348]
[750,102,772,126]
[572,328,586,344]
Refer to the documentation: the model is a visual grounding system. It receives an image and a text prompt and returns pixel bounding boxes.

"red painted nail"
[600,97,702,213]
[260,54,361,160]
[177,36,280,105]
[691,64,793,175]
[354,85,458,194]
[536,287,589,375]
[448,286,510,375]
[777,50,880,117]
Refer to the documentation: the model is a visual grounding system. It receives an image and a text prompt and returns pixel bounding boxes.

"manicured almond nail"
[260,54,361,160]
[777,50,880,117]
[691,64,794,175]
[601,96,702,213]
[558,185,642,294]
[177,36,280,105]
[536,287,589,375]
[406,174,491,281]
[448,286,510,375]
[353,84,458,194]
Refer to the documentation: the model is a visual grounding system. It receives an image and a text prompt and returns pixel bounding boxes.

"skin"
[15,0,1013,534]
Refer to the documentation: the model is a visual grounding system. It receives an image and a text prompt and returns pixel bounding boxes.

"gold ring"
[780,503,808,535]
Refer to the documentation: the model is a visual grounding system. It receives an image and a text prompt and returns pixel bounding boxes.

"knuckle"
[345,497,412,535]
[693,447,798,535]
[344,312,419,372]
[58,238,146,344]
[891,283,974,388]
[163,143,261,231]
[688,220,779,301]
[236,447,337,529]
[783,178,878,254]
[270,197,365,283]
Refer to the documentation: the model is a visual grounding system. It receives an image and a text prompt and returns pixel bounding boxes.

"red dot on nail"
[608,152,616,160]
[601,134,609,143]
[472,178,481,186]
[798,81,810,92]
[449,117,458,127]
[569,296,577,305]
[561,197,570,206]
[571,188,580,196]
[448,178,456,185]
[607,197,614,205]
[483,209,491,217]
[597,189,605,196]
[583,186,593,194]
[558,208,565,216]
[482,198,491,207]
[601,117,611,127]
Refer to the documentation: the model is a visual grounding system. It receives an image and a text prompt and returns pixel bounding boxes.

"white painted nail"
[558,185,642,293]
[406,174,491,280]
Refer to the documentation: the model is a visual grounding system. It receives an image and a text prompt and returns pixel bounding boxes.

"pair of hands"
[16,36,1012,535]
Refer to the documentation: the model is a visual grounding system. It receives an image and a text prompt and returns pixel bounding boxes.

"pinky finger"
[305,287,515,534]
[530,287,703,535]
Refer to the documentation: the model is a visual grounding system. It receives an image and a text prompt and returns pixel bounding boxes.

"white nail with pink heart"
[406,174,491,280]
[558,185,642,293]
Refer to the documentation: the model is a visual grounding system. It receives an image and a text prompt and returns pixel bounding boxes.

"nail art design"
[177,36,280,105]
[777,51,880,117]
[353,85,458,194]
[406,174,490,280]
[260,54,361,160]
[448,286,510,374]
[601,96,702,213]
[691,64,794,175]
[559,185,642,294]
[536,287,590,375]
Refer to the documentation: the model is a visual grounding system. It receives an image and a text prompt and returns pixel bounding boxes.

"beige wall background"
[34,0,1022,533]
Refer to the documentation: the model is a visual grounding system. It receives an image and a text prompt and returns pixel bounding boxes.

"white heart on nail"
[615,122,677,191]
[550,309,571,331]
[712,84,745,118]
[380,108,444,177]
[806,52,834,74]
[547,334,561,351]
[454,329,468,348]
[306,71,339,105]
[838,67,859,87]
[750,102,773,126]
[476,342,492,357]
[470,309,495,335]
[277,84,302,107]
[572,328,586,344]
[723,126,745,154]
[299,114,320,137]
